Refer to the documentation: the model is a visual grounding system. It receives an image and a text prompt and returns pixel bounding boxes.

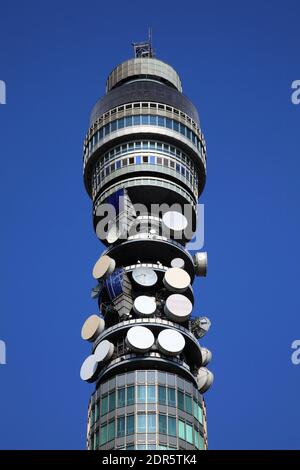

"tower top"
[132,28,155,58]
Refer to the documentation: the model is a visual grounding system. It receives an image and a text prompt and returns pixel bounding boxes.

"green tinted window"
[168,416,176,437]
[158,386,166,404]
[158,414,167,434]
[101,395,108,416]
[178,391,185,411]
[118,388,125,407]
[127,415,134,434]
[178,420,185,440]
[127,386,135,405]
[117,416,125,437]
[108,420,115,441]
[197,404,203,424]
[100,424,107,445]
[193,400,198,419]
[167,388,176,406]
[185,395,193,414]
[186,423,193,444]
[109,391,116,412]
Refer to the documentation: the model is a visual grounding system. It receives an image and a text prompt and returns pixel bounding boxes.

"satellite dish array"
[80,322,212,393]
[80,246,213,393]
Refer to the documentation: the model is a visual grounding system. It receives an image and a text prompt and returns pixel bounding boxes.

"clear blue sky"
[0,0,299,450]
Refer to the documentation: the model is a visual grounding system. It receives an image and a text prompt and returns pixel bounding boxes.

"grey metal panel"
[147,403,156,411]
[106,58,182,93]
[90,81,200,126]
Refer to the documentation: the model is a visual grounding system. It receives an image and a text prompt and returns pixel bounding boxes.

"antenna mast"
[132,28,155,58]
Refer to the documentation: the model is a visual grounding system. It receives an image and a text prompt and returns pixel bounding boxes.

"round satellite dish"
[163,267,191,293]
[194,252,207,277]
[126,326,155,353]
[171,258,185,269]
[162,211,188,231]
[196,367,214,393]
[80,355,98,382]
[200,348,212,366]
[132,267,158,287]
[106,221,126,244]
[94,340,114,363]
[81,315,105,342]
[157,329,185,355]
[164,294,193,323]
[92,255,116,280]
[133,296,157,317]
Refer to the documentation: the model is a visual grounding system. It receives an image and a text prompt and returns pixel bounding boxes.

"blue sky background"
[0,0,299,449]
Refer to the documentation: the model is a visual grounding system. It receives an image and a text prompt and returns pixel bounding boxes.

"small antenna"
[132,27,155,58]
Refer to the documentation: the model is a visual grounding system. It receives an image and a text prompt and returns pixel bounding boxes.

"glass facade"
[85,107,206,163]
[87,370,206,450]
[91,140,200,199]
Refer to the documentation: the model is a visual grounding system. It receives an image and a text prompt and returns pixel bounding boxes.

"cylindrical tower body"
[81,50,213,451]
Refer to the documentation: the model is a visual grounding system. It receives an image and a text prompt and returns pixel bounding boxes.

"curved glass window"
[148,385,156,403]
[158,385,166,405]
[127,415,135,435]
[137,414,146,433]
[137,385,146,403]
[117,388,125,407]
[148,414,156,433]
[178,420,185,440]
[186,423,193,444]
[117,416,125,437]
[168,417,176,437]
[92,148,199,199]
[127,386,135,405]
[158,414,167,434]
[100,424,107,445]
[168,388,176,406]
[85,114,203,160]
[109,391,115,412]
[108,420,115,441]
[101,394,108,416]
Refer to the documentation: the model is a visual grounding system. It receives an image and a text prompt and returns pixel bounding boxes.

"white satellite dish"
[126,326,155,353]
[92,255,116,280]
[200,348,212,366]
[94,340,114,363]
[132,266,158,287]
[162,211,188,231]
[81,315,105,342]
[164,294,193,323]
[106,223,120,244]
[163,267,191,293]
[196,367,214,393]
[171,258,185,269]
[194,252,207,277]
[133,296,157,317]
[157,329,185,355]
[80,354,98,382]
